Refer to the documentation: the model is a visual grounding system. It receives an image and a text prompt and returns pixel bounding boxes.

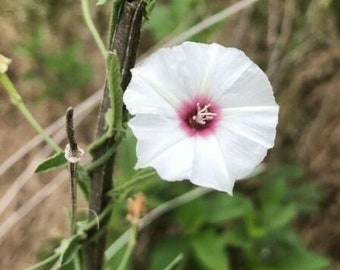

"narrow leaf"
[89,51,123,153]
[106,51,123,131]
[55,234,82,266]
[35,152,67,173]
[276,250,330,270]
[164,253,184,270]
[144,0,158,20]
[76,165,90,198]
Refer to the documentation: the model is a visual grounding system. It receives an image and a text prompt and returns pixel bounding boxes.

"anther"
[188,103,216,130]
[193,103,216,125]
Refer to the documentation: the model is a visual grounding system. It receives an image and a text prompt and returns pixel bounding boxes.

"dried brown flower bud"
[126,192,146,225]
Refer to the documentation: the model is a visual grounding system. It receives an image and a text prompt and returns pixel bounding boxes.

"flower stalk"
[81,0,107,59]
[0,73,61,152]
[65,107,84,235]
[117,224,138,270]
[117,192,146,270]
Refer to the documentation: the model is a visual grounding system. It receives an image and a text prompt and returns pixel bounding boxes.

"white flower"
[123,42,279,195]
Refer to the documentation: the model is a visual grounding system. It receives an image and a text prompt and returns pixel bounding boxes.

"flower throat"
[188,103,216,130]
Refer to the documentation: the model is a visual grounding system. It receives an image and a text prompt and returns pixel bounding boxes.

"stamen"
[188,103,216,130]
[192,103,216,125]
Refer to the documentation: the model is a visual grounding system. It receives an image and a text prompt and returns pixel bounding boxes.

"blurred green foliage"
[145,0,206,40]
[15,28,92,101]
[103,133,331,270]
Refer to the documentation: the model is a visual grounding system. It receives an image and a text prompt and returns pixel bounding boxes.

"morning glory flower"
[123,42,279,195]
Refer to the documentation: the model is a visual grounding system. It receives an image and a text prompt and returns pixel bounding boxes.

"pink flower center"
[188,103,216,130]
[178,96,221,137]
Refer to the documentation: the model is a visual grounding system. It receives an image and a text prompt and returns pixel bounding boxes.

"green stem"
[164,254,184,270]
[81,0,107,59]
[112,169,157,193]
[23,253,59,270]
[0,73,61,152]
[117,224,137,270]
[74,253,82,270]
[85,143,118,172]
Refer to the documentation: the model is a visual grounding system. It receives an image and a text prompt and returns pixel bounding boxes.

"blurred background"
[0,0,339,269]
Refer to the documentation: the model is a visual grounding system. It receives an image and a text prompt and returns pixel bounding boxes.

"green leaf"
[201,194,252,225]
[115,129,137,183]
[175,198,205,232]
[76,165,90,198]
[275,250,330,270]
[150,236,188,270]
[175,193,252,232]
[55,234,82,266]
[96,0,107,5]
[106,51,123,130]
[265,204,297,230]
[89,51,123,152]
[191,229,229,270]
[144,0,158,20]
[259,178,287,206]
[289,183,321,213]
[35,152,67,173]
[163,254,184,270]
[105,108,114,134]
[224,227,252,250]
[269,165,305,180]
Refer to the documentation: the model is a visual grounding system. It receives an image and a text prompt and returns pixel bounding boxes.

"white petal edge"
[217,62,277,108]
[191,135,234,195]
[123,71,177,115]
[137,42,216,101]
[220,105,279,148]
[215,119,276,181]
[129,114,194,181]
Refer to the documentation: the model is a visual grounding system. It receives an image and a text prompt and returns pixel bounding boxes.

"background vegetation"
[0,0,339,269]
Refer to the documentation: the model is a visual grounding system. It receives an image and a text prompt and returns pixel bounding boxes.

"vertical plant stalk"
[65,107,79,235]
[84,1,145,270]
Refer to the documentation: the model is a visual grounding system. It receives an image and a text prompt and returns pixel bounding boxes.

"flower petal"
[201,45,276,107]
[123,72,176,115]
[133,48,189,107]
[221,106,279,148]
[133,42,221,103]
[215,110,277,181]
[191,136,234,194]
[217,63,276,108]
[130,114,194,181]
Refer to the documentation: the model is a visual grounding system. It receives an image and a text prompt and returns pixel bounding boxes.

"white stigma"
[192,103,216,125]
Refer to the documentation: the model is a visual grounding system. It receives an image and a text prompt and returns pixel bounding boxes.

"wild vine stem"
[65,107,78,235]
[81,0,107,59]
[83,1,145,270]
[0,73,61,152]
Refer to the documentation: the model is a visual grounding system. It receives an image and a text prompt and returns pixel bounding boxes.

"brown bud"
[126,192,146,225]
